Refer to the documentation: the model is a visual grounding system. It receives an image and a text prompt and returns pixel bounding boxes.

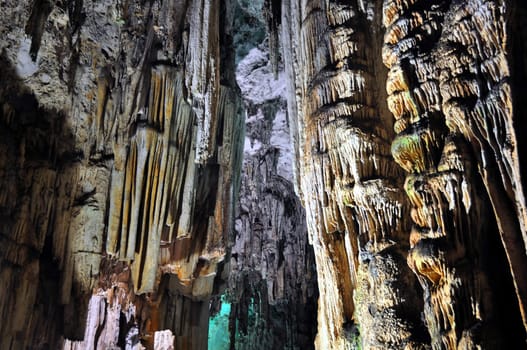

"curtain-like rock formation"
[280,0,527,349]
[227,47,318,350]
[384,0,527,347]
[1,0,527,349]
[281,1,429,348]
[0,1,243,349]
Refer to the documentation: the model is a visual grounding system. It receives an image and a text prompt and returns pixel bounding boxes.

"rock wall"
[1,0,527,349]
[280,1,428,348]
[279,0,527,349]
[384,0,527,348]
[0,1,243,349]
[228,47,318,350]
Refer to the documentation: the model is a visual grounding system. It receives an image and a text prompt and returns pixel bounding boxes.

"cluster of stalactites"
[106,66,243,296]
[281,0,430,349]
[384,0,527,347]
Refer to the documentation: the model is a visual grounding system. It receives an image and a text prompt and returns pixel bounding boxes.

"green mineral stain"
[405,90,420,120]
[391,133,424,173]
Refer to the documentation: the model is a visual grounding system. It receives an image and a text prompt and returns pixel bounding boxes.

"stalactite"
[282,0,428,348]
[1,0,527,349]
[384,0,527,348]
[0,0,242,349]
[263,0,282,77]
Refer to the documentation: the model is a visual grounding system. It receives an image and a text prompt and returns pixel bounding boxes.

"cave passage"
[0,1,526,349]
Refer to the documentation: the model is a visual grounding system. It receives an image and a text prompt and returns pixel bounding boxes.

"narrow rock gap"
[208,2,318,349]
[1,1,527,349]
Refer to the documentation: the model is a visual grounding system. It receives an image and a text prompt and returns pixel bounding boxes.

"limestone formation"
[383,0,527,348]
[1,0,527,349]
[281,1,429,348]
[281,0,527,349]
[0,0,242,349]
[228,47,318,350]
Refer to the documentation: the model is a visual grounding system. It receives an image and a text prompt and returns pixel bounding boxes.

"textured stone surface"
[280,1,428,348]
[0,0,242,349]
[280,0,527,349]
[1,0,527,349]
[228,47,318,350]
[384,0,527,348]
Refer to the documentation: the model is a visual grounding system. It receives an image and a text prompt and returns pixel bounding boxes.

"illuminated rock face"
[0,0,242,349]
[279,0,527,349]
[280,1,429,348]
[1,0,527,349]
[383,0,527,348]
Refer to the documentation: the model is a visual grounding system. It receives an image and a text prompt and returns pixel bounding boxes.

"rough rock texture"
[281,1,429,348]
[228,47,318,350]
[279,0,527,349]
[384,0,527,348]
[0,0,242,349]
[1,0,527,349]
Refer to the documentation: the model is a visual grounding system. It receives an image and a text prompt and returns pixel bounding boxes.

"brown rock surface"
[1,0,527,349]
[280,0,428,348]
[0,0,242,349]
[280,0,527,348]
[384,0,527,348]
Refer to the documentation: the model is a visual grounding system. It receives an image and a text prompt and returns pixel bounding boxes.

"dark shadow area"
[507,0,527,207]
[473,156,527,347]
[0,51,88,347]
